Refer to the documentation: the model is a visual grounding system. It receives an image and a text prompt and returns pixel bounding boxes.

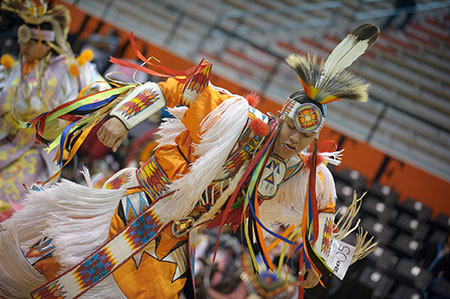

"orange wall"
[62,1,450,216]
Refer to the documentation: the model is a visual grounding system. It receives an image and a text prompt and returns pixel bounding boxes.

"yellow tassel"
[277,226,302,278]
[1,54,15,70]
[351,227,377,265]
[69,63,79,77]
[243,217,260,273]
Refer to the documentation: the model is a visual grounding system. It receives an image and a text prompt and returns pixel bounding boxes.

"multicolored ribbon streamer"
[27,85,133,142]
[26,85,134,184]
[297,137,336,297]
[211,120,307,274]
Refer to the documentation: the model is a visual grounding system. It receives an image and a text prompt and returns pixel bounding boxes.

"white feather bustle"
[0,224,46,299]
[0,179,127,298]
[155,106,188,148]
[159,96,250,221]
[258,163,336,227]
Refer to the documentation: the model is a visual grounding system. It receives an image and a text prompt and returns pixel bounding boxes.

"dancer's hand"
[97,117,128,152]
[297,264,320,289]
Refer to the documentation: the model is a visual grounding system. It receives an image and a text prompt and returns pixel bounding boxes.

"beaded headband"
[281,97,326,134]
[18,24,55,44]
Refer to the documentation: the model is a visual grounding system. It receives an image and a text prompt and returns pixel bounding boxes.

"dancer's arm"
[97,77,187,151]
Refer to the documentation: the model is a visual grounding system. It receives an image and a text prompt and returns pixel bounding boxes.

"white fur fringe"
[161,96,249,221]
[0,178,127,298]
[156,106,188,148]
[259,163,336,227]
[0,223,46,298]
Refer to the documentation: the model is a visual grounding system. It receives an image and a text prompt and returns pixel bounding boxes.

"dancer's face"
[273,116,316,160]
[20,39,50,62]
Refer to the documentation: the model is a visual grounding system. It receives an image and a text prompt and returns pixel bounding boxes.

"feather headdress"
[286,24,379,105]
[1,0,71,52]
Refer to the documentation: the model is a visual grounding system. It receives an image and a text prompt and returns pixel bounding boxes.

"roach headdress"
[281,24,379,134]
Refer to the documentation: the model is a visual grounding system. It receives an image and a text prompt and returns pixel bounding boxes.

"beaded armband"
[313,212,335,260]
[110,82,166,130]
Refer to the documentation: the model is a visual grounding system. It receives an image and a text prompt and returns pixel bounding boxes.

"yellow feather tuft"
[76,56,87,65]
[1,54,15,70]
[80,48,94,63]
[37,5,46,16]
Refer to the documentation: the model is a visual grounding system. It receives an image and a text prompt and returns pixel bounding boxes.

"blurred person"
[0,24,379,298]
[415,232,450,299]
[194,228,247,299]
[0,0,107,220]
[81,28,121,75]
[381,0,417,32]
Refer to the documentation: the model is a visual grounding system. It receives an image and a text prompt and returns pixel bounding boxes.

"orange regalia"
[0,24,380,298]
[0,64,338,298]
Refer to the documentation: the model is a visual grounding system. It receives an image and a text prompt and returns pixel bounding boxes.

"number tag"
[326,239,355,280]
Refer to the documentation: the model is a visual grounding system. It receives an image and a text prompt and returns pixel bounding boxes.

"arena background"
[1,0,448,297]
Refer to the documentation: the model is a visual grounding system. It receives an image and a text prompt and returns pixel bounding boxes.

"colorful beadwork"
[25,237,55,265]
[121,192,151,223]
[248,106,269,123]
[73,247,117,289]
[32,207,166,298]
[105,172,131,189]
[284,155,303,181]
[294,103,323,133]
[281,97,296,116]
[281,98,324,133]
[136,157,170,202]
[124,209,162,251]
[117,87,160,119]
[258,157,286,199]
[172,217,194,237]
[25,182,45,192]
[32,280,67,299]
[182,61,212,106]
[223,132,263,175]
[321,216,333,255]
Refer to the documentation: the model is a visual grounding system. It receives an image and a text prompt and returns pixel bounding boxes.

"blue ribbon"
[57,119,80,166]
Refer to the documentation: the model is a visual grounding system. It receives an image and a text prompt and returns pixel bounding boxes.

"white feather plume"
[323,24,379,77]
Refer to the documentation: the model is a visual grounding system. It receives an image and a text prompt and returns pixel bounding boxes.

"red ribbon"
[318,139,338,153]
[309,138,319,243]
[109,33,209,83]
